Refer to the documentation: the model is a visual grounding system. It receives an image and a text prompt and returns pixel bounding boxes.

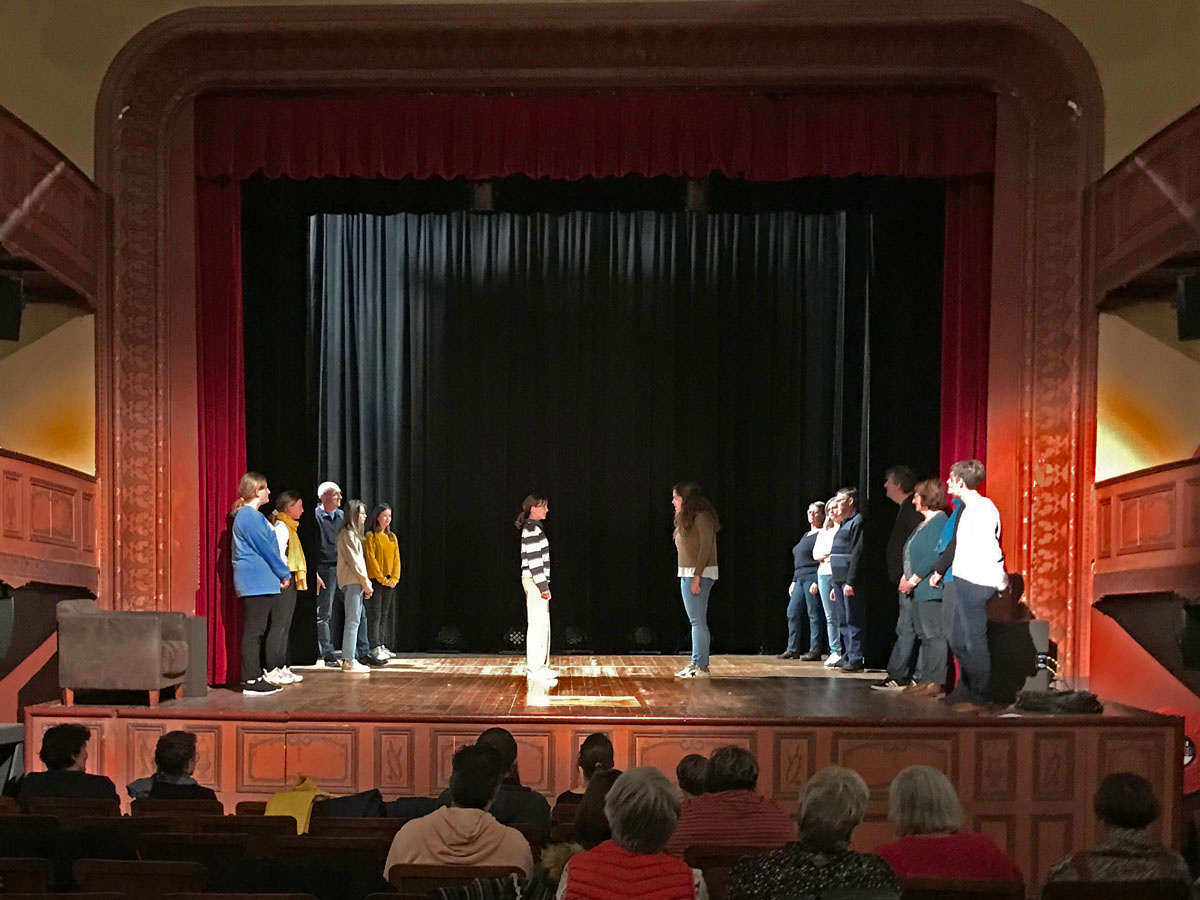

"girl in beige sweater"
[672,481,719,678]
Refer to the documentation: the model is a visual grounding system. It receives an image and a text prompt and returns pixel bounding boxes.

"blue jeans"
[946,577,993,705]
[833,581,865,665]
[341,583,366,663]
[817,573,841,655]
[787,576,823,654]
[679,576,714,668]
[315,563,339,658]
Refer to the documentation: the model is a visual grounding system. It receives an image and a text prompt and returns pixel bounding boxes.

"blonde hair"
[888,765,962,836]
[797,766,869,845]
[230,472,267,517]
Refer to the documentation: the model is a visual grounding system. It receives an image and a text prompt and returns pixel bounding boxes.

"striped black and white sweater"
[520,520,550,594]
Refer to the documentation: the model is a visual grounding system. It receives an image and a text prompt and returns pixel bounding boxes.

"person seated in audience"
[440,727,551,836]
[1044,772,1190,886]
[554,733,614,806]
[557,766,709,899]
[386,744,534,878]
[127,730,219,801]
[16,722,118,811]
[665,745,796,857]
[727,766,899,900]
[676,753,708,798]
[540,768,624,890]
[873,765,1022,882]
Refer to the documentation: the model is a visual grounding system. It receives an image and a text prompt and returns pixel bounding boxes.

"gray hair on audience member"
[797,766,869,845]
[604,766,681,853]
[888,765,962,836]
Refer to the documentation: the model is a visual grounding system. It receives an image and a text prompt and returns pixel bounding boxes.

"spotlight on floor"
[435,625,464,652]
[502,627,527,651]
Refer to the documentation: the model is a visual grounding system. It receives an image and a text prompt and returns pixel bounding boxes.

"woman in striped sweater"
[516,494,556,684]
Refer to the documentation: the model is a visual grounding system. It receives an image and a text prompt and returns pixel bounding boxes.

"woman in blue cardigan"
[230,472,293,695]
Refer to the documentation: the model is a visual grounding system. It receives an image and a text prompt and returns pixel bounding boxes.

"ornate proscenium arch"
[93,2,1102,673]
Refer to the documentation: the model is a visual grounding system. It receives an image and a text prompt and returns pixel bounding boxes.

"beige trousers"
[522,577,551,673]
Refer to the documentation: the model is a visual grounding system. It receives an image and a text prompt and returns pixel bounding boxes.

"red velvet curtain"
[940,177,994,472]
[196,178,245,684]
[195,90,994,681]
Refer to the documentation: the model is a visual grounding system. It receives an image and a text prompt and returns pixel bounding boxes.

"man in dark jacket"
[437,727,550,838]
[874,465,924,690]
[16,723,118,811]
[829,488,866,672]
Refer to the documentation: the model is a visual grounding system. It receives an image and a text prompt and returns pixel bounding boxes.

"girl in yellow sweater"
[364,503,402,662]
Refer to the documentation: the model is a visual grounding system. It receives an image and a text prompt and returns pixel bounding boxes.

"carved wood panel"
[236,727,287,793]
[831,732,959,803]
[285,728,357,792]
[93,0,1102,675]
[1,471,21,539]
[1117,484,1177,555]
[1032,732,1075,801]
[1186,478,1200,548]
[973,814,1018,859]
[975,731,1018,802]
[29,479,78,548]
[631,729,756,779]
[374,727,415,795]
[773,732,817,799]
[1097,498,1111,558]
[431,727,555,795]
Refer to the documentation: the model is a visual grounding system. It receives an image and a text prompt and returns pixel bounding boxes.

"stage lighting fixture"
[502,627,527,650]
[435,625,464,652]
[563,626,588,651]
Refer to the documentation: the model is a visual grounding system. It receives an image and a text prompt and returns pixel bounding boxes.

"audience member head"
[477,727,519,779]
[1094,772,1160,831]
[948,459,986,493]
[676,753,708,797]
[448,744,505,810]
[797,766,869,847]
[888,765,962,836]
[575,767,623,849]
[605,767,681,854]
[835,487,859,516]
[912,479,947,515]
[317,481,342,512]
[39,723,91,772]
[806,500,826,530]
[154,730,199,778]
[577,733,615,783]
[884,465,917,502]
[706,745,759,792]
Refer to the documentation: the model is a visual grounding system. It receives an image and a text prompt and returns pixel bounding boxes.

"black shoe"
[776,650,799,660]
[799,650,822,661]
[870,678,909,691]
[323,656,340,668]
[841,660,865,672]
[358,655,387,668]
[242,677,282,696]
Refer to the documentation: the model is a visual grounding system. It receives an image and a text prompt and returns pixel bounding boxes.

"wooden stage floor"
[25,654,1181,894]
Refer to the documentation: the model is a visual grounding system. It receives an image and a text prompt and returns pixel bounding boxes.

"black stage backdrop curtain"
[242,175,943,662]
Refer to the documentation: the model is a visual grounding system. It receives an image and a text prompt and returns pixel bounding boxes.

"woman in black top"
[779,501,826,661]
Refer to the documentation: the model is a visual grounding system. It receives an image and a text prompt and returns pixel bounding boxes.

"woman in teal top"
[899,478,949,697]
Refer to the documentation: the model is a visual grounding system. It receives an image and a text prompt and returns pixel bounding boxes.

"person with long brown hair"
[336,499,374,674]
[265,489,307,686]
[229,472,292,695]
[672,481,719,679]
[516,493,555,684]
[365,502,402,662]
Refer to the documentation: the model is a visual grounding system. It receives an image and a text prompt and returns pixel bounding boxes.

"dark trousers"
[315,563,339,659]
[241,594,275,682]
[367,582,395,649]
[834,581,866,665]
[912,600,948,686]
[787,576,823,653]
[886,591,919,682]
[266,582,297,670]
[947,577,994,705]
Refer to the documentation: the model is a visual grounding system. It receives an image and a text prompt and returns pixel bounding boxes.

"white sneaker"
[678,666,710,679]
[675,663,697,678]
[823,652,842,668]
[341,659,370,674]
[371,646,389,662]
[263,668,287,685]
[380,646,396,660]
[282,666,302,683]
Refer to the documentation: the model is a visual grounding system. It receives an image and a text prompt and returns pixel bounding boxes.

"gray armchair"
[56,598,189,706]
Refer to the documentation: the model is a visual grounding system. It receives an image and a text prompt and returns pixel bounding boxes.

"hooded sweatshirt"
[383,806,534,878]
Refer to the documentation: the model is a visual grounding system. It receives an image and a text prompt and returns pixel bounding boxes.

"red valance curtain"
[196,90,995,682]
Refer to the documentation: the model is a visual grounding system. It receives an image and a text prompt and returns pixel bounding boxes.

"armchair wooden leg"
[148,689,160,708]
[61,688,74,707]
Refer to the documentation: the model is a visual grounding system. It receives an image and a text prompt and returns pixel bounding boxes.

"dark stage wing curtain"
[308,209,869,652]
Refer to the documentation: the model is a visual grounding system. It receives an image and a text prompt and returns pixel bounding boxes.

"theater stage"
[24,654,1181,892]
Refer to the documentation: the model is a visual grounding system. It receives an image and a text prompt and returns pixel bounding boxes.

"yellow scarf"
[275,512,308,591]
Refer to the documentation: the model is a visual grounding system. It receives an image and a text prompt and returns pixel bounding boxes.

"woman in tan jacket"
[336,499,373,674]
[672,481,719,678]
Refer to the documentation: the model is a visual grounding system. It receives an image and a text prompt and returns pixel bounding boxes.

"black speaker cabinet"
[0,276,23,341]
[1178,272,1200,341]
[987,619,1052,703]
